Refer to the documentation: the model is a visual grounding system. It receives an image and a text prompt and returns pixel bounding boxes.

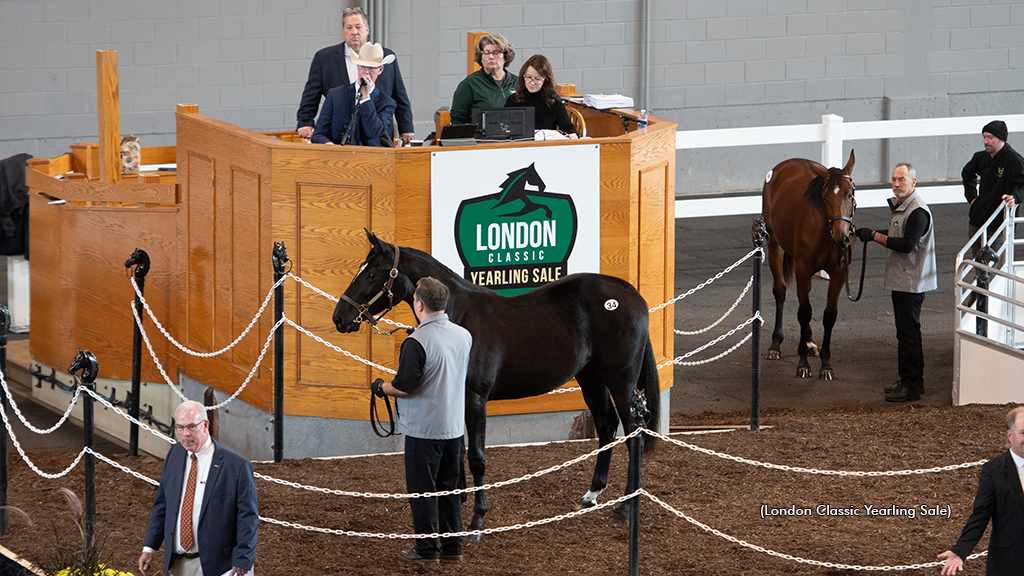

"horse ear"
[808,162,829,179]
[842,149,856,175]
[365,228,381,250]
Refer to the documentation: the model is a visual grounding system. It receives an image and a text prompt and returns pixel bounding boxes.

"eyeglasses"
[175,421,206,433]
[482,50,503,58]
[524,75,545,84]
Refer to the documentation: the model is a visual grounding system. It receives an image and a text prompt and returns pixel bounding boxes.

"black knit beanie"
[983,120,1008,142]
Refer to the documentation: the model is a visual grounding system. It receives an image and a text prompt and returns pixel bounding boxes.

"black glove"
[855,227,874,242]
[371,378,386,398]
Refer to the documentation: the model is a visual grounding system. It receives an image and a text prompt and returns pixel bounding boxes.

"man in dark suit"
[296,7,413,145]
[139,401,258,576]
[938,406,1024,575]
[311,43,397,147]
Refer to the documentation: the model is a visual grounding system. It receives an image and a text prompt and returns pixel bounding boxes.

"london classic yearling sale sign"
[431,146,601,295]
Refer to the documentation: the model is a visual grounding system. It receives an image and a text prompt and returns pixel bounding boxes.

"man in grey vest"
[855,163,937,402]
[371,277,473,563]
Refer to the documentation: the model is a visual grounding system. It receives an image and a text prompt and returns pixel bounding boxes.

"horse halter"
[827,175,857,234]
[339,245,404,336]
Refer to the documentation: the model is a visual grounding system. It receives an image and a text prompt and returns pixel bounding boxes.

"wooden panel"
[62,182,177,203]
[70,143,99,180]
[28,192,179,383]
[295,182,373,388]
[186,152,216,352]
[230,168,262,373]
[25,170,63,199]
[140,146,176,165]
[96,50,120,184]
[28,194,64,370]
[175,110,276,412]
[638,163,667,360]
[467,31,486,75]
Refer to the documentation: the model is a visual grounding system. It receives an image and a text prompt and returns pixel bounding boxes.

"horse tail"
[639,337,660,455]
[782,252,794,285]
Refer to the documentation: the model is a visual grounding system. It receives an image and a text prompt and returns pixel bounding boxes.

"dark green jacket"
[451,68,518,124]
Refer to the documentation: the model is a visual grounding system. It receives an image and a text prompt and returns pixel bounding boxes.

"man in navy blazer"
[311,43,397,147]
[139,401,258,576]
[938,406,1024,575]
[296,7,413,144]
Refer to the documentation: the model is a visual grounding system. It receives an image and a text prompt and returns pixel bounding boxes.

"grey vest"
[396,313,472,440]
[884,191,937,293]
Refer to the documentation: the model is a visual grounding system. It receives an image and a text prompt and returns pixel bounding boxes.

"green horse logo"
[454,163,578,296]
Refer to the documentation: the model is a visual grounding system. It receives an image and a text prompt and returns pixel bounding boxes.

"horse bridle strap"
[827,175,857,228]
[339,245,401,334]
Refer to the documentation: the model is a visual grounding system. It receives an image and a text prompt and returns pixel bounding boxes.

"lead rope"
[370,392,397,438]
[845,238,868,302]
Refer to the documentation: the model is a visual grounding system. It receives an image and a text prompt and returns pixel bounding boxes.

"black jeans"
[405,435,463,557]
[891,291,925,389]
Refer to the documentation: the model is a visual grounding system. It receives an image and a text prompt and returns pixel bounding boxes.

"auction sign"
[431,145,600,296]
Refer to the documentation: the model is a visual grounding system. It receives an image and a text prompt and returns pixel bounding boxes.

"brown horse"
[762,151,856,380]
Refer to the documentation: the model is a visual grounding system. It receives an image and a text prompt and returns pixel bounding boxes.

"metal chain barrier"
[0,401,87,479]
[259,490,637,540]
[643,491,987,571]
[86,448,160,487]
[676,275,753,336]
[643,429,986,476]
[649,247,763,313]
[676,333,753,367]
[284,316,396,375]
[131,298,285,410]
[131,275,285,358]
[254,428,640,499]
[82,387,175,445]
[0,372,82,434]
[659,313,762,369]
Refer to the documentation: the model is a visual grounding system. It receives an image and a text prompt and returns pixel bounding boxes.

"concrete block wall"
[0,0,376,158]
[3,0,1023,194]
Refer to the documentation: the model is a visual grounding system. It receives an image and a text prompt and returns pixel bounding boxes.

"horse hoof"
[575,498,595,510]
[796,367,813,378]
[819,370,835,381]
[608,504,628,525]
[766,350,781,360]
[469,514,484,539]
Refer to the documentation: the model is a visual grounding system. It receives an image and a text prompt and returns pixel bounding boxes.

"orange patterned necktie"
[180,453,198,551]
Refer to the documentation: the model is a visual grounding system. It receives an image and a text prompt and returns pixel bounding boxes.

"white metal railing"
[955,202,1024,346]
[675,113,1024,169]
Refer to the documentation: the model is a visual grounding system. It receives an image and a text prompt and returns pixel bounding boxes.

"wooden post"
[466,31,487,75]
[96,50,120,184]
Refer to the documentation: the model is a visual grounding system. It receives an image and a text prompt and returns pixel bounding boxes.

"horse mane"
[802,167,845,206]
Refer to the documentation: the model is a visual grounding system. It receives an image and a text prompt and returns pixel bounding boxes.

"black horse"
[333,231,660,532]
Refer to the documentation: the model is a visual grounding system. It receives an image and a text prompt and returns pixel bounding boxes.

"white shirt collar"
[1010,449,1024,470]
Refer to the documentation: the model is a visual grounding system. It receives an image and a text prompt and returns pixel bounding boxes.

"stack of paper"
[583,94,634,109]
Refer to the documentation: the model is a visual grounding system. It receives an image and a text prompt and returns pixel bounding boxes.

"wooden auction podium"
[26,99,676,455]
[171,104,676,422]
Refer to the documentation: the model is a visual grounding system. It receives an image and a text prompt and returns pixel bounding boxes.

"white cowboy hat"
[351,42,395,67]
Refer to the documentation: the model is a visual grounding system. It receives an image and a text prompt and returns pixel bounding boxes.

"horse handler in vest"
[371,277,473,563]
[855,163,937,402]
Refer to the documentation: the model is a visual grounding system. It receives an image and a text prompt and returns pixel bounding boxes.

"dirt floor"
[0,403,1012,575]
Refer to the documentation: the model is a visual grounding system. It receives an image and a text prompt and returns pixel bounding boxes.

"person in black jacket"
[504,54,577,139]
[296,7,413,145]
[961,120,1024,282]
[937,406,1024,575]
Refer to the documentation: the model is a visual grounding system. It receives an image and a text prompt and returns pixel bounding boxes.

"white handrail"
[676,113,1024,168]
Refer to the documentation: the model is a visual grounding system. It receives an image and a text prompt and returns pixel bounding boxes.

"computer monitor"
[471,107,535,141]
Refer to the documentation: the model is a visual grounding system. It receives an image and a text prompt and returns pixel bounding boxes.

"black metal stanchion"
[974,246,997,338]
[272,243,289,463]
[627,389,650,576]
[0,306,10,536]
[69,350,99,547]
[751,218,767,431]
[125,249,150,457]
